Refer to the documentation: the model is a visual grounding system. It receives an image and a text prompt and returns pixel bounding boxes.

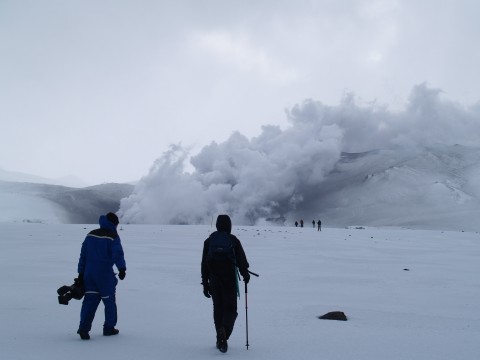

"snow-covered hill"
[304,144,480,231]
[0,180,134,224]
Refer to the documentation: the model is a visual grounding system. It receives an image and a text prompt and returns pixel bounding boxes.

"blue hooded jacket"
[78,215,126,275]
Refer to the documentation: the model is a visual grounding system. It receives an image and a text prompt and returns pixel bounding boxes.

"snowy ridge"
[0,180,134,224]
[312,144,480,231]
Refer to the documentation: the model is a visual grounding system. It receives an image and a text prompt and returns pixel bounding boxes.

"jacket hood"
[99,215,118,232]
[216,214,232,234]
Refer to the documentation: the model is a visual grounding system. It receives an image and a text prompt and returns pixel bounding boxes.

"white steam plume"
[119,84,480,225]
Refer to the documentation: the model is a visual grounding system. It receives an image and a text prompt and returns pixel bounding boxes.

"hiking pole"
[245,270,258,350]
[245,281,249,350]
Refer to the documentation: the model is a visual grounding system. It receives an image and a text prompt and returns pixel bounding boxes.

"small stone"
[318,311,348,321]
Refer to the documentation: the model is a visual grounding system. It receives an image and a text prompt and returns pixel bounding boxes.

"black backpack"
[207,231,241,296]
[207,231,236,269]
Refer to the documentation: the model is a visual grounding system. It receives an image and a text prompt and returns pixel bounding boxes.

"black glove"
[118,268,126,280]
[243,272,250,284]
[76,273,84,286]
[202,283,211,298]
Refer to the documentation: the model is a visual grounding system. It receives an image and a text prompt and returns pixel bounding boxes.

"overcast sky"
[1,0,479,185]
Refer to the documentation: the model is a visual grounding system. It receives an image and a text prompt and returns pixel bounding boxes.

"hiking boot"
[216,328,228,353]
[77,329,90,340]
[103,327,120,336]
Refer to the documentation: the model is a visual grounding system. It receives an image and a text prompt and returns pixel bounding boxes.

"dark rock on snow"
[318,311,348,321]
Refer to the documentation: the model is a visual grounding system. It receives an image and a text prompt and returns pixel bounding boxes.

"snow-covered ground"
[1,223,479,359]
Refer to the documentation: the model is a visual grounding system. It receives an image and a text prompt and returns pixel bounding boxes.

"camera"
[57,277,85,305]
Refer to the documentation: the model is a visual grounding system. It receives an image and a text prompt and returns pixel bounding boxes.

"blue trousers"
[79,271,118,331]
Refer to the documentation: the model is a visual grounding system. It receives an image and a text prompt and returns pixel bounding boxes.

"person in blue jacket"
[76,212,126,340]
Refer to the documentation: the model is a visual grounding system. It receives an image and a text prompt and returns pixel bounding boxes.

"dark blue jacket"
[78,215,126,275]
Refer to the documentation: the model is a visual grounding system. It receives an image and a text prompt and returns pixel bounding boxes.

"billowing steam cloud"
[119,84,480,225]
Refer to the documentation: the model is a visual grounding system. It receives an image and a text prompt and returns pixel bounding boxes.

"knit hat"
[106,212,119,226]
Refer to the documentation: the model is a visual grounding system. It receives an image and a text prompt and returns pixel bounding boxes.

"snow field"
[0,224,479,359]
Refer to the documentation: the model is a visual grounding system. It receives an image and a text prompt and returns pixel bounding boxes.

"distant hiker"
[317,220,322,231]
[312,220,315,228]
[300,219,304,227]
[201,215,250,353]
[76,212,126,340]
[295,221,298,227]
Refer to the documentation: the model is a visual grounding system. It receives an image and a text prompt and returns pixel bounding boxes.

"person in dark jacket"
[201,214,250,353]
[76,212,126,340]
